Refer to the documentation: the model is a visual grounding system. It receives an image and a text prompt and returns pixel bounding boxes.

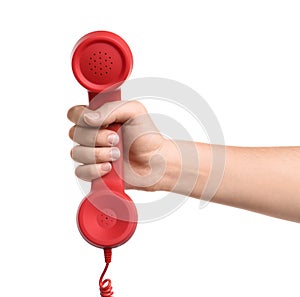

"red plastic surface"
[72,31,137,249]
[72,31,133,93]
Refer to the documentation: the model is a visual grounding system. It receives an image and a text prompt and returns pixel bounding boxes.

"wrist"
[156,139,181,192]
[157,140,211,197]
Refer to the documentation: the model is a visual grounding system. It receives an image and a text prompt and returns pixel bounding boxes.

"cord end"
[104,248,112,264]
[100,249,113,297]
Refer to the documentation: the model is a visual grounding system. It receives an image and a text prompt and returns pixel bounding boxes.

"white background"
[0,0,299,296]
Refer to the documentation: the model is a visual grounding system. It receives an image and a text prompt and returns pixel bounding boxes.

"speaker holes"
[89,51,113,77]
[97,209,117,228]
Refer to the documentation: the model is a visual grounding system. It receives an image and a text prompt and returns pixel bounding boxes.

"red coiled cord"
[99,249,113,297]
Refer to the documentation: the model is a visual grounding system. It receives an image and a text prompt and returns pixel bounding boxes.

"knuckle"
[67,105,85,123]
[132,100,146,113]
[70,145,80,161]
[72,126,84,143]
[67,107,75,121]
[74,166,83,179]
[70,148,75,160]
[69,126,75,139]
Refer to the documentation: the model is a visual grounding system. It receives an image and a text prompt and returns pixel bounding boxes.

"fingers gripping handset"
[72,31,137,249]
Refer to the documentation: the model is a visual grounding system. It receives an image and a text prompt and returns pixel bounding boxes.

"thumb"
[83,100,147,127]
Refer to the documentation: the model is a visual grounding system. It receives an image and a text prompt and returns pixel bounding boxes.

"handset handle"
[88,90,124,193]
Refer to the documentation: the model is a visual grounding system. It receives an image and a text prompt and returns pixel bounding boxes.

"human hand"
[68,101,171,191]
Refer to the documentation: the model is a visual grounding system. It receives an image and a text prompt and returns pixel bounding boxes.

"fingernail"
[107,134,119,146]
[101,162,112,172]
[84,112,100,123]
[110,148,120,161]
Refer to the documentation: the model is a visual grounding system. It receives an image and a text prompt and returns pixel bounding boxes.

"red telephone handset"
[71,31,137,249]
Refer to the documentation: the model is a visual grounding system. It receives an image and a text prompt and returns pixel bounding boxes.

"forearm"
[159,140,300,223]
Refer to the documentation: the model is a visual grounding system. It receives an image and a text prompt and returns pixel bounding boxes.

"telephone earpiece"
[72,31,137,249]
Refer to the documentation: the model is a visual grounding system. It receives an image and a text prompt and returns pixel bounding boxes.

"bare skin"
[68,101,300,223]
